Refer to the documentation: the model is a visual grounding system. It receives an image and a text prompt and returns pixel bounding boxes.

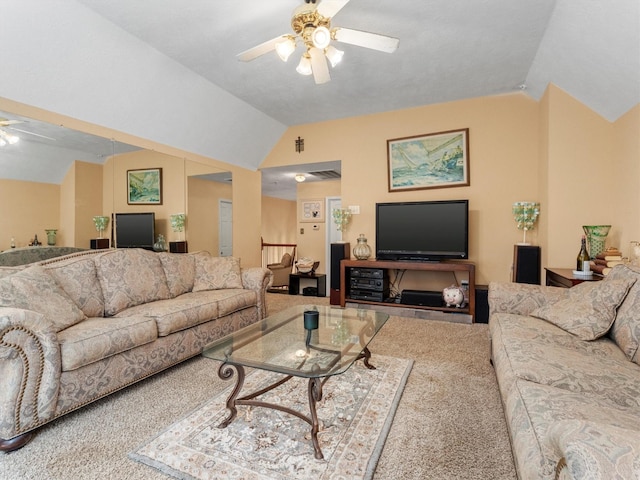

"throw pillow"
[192,253,243,291]
[530,277,636,341]
[606,264,640,361]
[95,249,170,316]
[158,252,196,297]
[0,265,86,332]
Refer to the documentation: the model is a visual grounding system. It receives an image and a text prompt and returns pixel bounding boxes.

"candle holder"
[170,213,186,241]
[332,208,351,232]
[92,216,110,239]
[512,202,540,245]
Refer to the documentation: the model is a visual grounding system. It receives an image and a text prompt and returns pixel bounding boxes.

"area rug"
[130,355,412,480]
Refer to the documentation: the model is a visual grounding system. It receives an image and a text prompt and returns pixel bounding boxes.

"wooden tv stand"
[340,259,476,322]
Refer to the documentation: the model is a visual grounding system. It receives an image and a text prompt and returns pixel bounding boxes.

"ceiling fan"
[237,0,399,84]
[0,116,56,145]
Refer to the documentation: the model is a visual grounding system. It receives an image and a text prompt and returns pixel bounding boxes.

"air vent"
[308,170,341,180]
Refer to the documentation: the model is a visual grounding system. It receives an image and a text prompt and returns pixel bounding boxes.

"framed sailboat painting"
[387,128,469,192]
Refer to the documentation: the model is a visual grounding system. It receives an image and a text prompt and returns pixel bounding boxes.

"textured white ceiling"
[0,0,638,193]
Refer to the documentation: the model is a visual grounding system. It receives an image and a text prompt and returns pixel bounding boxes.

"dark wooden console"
[340,259,476,322]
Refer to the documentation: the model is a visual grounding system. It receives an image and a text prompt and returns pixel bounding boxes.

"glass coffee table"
[202,304,389,459]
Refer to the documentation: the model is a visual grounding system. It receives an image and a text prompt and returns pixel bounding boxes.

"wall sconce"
[332,208,352,232]
[512,202,540,245]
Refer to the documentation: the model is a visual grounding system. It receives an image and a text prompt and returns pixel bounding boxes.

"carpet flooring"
[0,294,516,479]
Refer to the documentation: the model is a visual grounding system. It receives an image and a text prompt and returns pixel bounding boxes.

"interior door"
[219,199,233,256]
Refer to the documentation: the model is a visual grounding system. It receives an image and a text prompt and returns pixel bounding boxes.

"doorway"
[219,199,232,256]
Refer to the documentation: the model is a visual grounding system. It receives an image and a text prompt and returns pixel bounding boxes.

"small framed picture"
[127,168,163,205]
[300,199,324,223]
[387,128,470,192]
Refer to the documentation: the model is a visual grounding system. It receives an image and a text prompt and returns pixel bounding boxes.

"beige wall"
[0,179,60,249]
[263,92,540,283]
[2,87,638,280]
[262,88,640,284]
[187,177,232,254]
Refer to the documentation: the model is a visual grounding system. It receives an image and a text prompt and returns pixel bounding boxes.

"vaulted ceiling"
[0,0,638,187]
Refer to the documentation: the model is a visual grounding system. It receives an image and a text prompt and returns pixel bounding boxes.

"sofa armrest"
[550,420,640,480]
[241,267,273,319]
[0,308,61,440]
[488,281,569,316]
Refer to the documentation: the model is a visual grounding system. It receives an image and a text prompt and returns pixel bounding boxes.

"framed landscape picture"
[127,168,163,205]
[387,128,469,192]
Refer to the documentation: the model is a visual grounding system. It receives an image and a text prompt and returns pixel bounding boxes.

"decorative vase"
[353,234,372,260]
[45,229,57,246]
[153,234,167,252]
[582,225,611,259]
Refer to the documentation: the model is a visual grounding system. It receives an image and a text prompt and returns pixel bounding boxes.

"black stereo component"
[350,277,389,291]
[348,289,387,302]
[350,268,385,279]
[400,289,444,307]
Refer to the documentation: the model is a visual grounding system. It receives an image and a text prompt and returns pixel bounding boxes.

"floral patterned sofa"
[0,248,272,451]
[489,264,640,479]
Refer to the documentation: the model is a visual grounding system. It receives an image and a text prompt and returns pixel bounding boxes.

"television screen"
[114,212,155,249]
[376,200,469,261]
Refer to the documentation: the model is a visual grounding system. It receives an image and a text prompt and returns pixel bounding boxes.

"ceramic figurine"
[443,285,466,308]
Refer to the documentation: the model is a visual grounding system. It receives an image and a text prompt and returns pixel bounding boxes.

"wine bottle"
[576,235,590,271]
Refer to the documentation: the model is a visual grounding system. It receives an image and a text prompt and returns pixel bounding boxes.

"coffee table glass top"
[202,305,389,378]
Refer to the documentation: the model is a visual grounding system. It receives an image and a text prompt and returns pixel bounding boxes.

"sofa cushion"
[491,313,640,408]
[607,265,640,361]
[158,252,195,297]
[549,420,640,480]
[45,255,105,318]
[95,249,171,316]
[192,253,243,291]
[57,316,157,371]
[530,278,636,341]
[0,265,86,332]
[115,293,219,337]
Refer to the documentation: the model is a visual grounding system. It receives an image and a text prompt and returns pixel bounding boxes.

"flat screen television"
[376,200,469,262]
[114,212,155,250]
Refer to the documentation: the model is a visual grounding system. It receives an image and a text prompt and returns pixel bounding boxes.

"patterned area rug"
[130,355,412,480]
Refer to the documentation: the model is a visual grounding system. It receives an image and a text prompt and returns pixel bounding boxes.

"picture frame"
[300,198,325,223]
[387,128,470,192]
[127,168,163,205]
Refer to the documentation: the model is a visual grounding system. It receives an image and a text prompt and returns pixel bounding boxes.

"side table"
[545,268,603,288]
[289,273,327,297]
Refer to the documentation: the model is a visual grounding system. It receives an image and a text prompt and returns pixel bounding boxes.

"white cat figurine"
[443,285,466,308]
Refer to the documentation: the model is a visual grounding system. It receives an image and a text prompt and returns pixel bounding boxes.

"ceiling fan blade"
[333,27,399,53]
[0,119,23,127]
[237,35,288,62]
[309,47,331,84]
[9,127,57,141]
[317,0,350,18]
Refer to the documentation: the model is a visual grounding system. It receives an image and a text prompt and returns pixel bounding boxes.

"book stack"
[590,247,623,276]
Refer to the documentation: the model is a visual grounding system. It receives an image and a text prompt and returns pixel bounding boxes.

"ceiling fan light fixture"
[325,45,344,67]
[0,128,19,146]
[296,53,313,75]
[311,26,331,49]
[275,36,296,62]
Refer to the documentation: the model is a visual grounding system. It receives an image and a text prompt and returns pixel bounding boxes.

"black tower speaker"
[475,285,489,323]
[330,242,350,305]
[512,245,541,285]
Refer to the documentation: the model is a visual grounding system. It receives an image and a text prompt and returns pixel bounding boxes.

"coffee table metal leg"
[308,377,324,460]
[356,346,377,370]
[217,362,245,428]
